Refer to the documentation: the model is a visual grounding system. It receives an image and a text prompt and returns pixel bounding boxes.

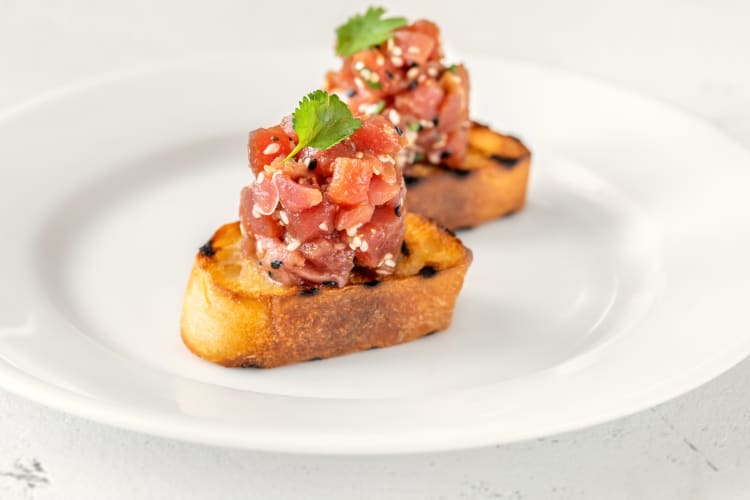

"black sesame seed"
[307,158,318,171]
[271,259,282,269]
[404,175,421,187]
[199,240,215,257]
[322,280,338,287]
[419,266,437,278]
[271,135,279,142]
[394,204,402,217]
[407,80,418,91]
[401,241,411,257]
[490,154,522,169]
[440,150,452,159]
[268,271,274,279]
[385,70,395,80]
[363,280,381,288]
[406,61,419,70]
[394,126,403,136]
[432,117,440,127]
[346,89,357,98]
[299,287,320,297]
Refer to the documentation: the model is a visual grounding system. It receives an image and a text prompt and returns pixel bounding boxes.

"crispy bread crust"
[404,123,531,230]
[181,213,472,368]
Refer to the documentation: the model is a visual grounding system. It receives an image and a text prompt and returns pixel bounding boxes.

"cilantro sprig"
[285,90,362,160]
[336,7,408,57]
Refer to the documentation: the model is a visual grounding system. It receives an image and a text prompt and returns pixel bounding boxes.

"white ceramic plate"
[1,48,749,454]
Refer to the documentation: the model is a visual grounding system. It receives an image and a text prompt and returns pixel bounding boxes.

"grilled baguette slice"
[404,123,531,230]
[181,213,472,368]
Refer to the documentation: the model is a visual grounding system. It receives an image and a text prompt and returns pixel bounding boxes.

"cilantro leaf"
[286,90,362,160]
[336,7,408,57]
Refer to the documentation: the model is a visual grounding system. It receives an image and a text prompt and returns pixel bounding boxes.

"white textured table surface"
[1,1,749,498]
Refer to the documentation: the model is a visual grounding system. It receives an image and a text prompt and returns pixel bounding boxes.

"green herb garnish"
[408,122,421,132]
[370,100,385,115]
[357,66,383,90]
[446,64,458,74]
[285,90,362,160]
[336,7,408,57]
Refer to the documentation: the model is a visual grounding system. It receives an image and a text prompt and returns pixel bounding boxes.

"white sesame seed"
[346,225,361,237]
[351,236,362,249]
[376,269,391,275]
[428,152,442,164]
[417,74,426,83]
[263,143,280,155]
[372,162,381,175]
[286,239,300,251]
[386,39,395,50]
[370,72,380,82]
[377,154,392,164]
[354,61,365,70]
[384,253,393,260]
[376,55,385,66]
[360,240,369,252]
[303,157,311,167]
[279,211,289,225]
[391,56,404,67]
[334,243,346,250]
[406,66,419,80]
[318,222,328,231]
[388,109,401,125]
[427,67,439,77]
[392,46,403,56]
[252,204,262,219]
[354,77,365,89]
[408,46,420,54]
[256,171,265,183]
[360,68,371,78]
[355,152,364,159]
[385,258,396,267]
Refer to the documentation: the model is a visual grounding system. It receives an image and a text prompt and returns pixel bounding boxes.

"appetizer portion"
[181,90,472,368]
[325,7,531,230]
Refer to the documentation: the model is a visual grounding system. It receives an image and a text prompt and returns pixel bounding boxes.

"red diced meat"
[238,114,407,287]
[248,126,293,174]
[350,115,405,156]
[327,157,373,205]
[274,174,323,212]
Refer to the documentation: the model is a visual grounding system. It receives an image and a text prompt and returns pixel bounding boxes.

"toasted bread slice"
[181,213,472,368]
[404,123,531,230]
